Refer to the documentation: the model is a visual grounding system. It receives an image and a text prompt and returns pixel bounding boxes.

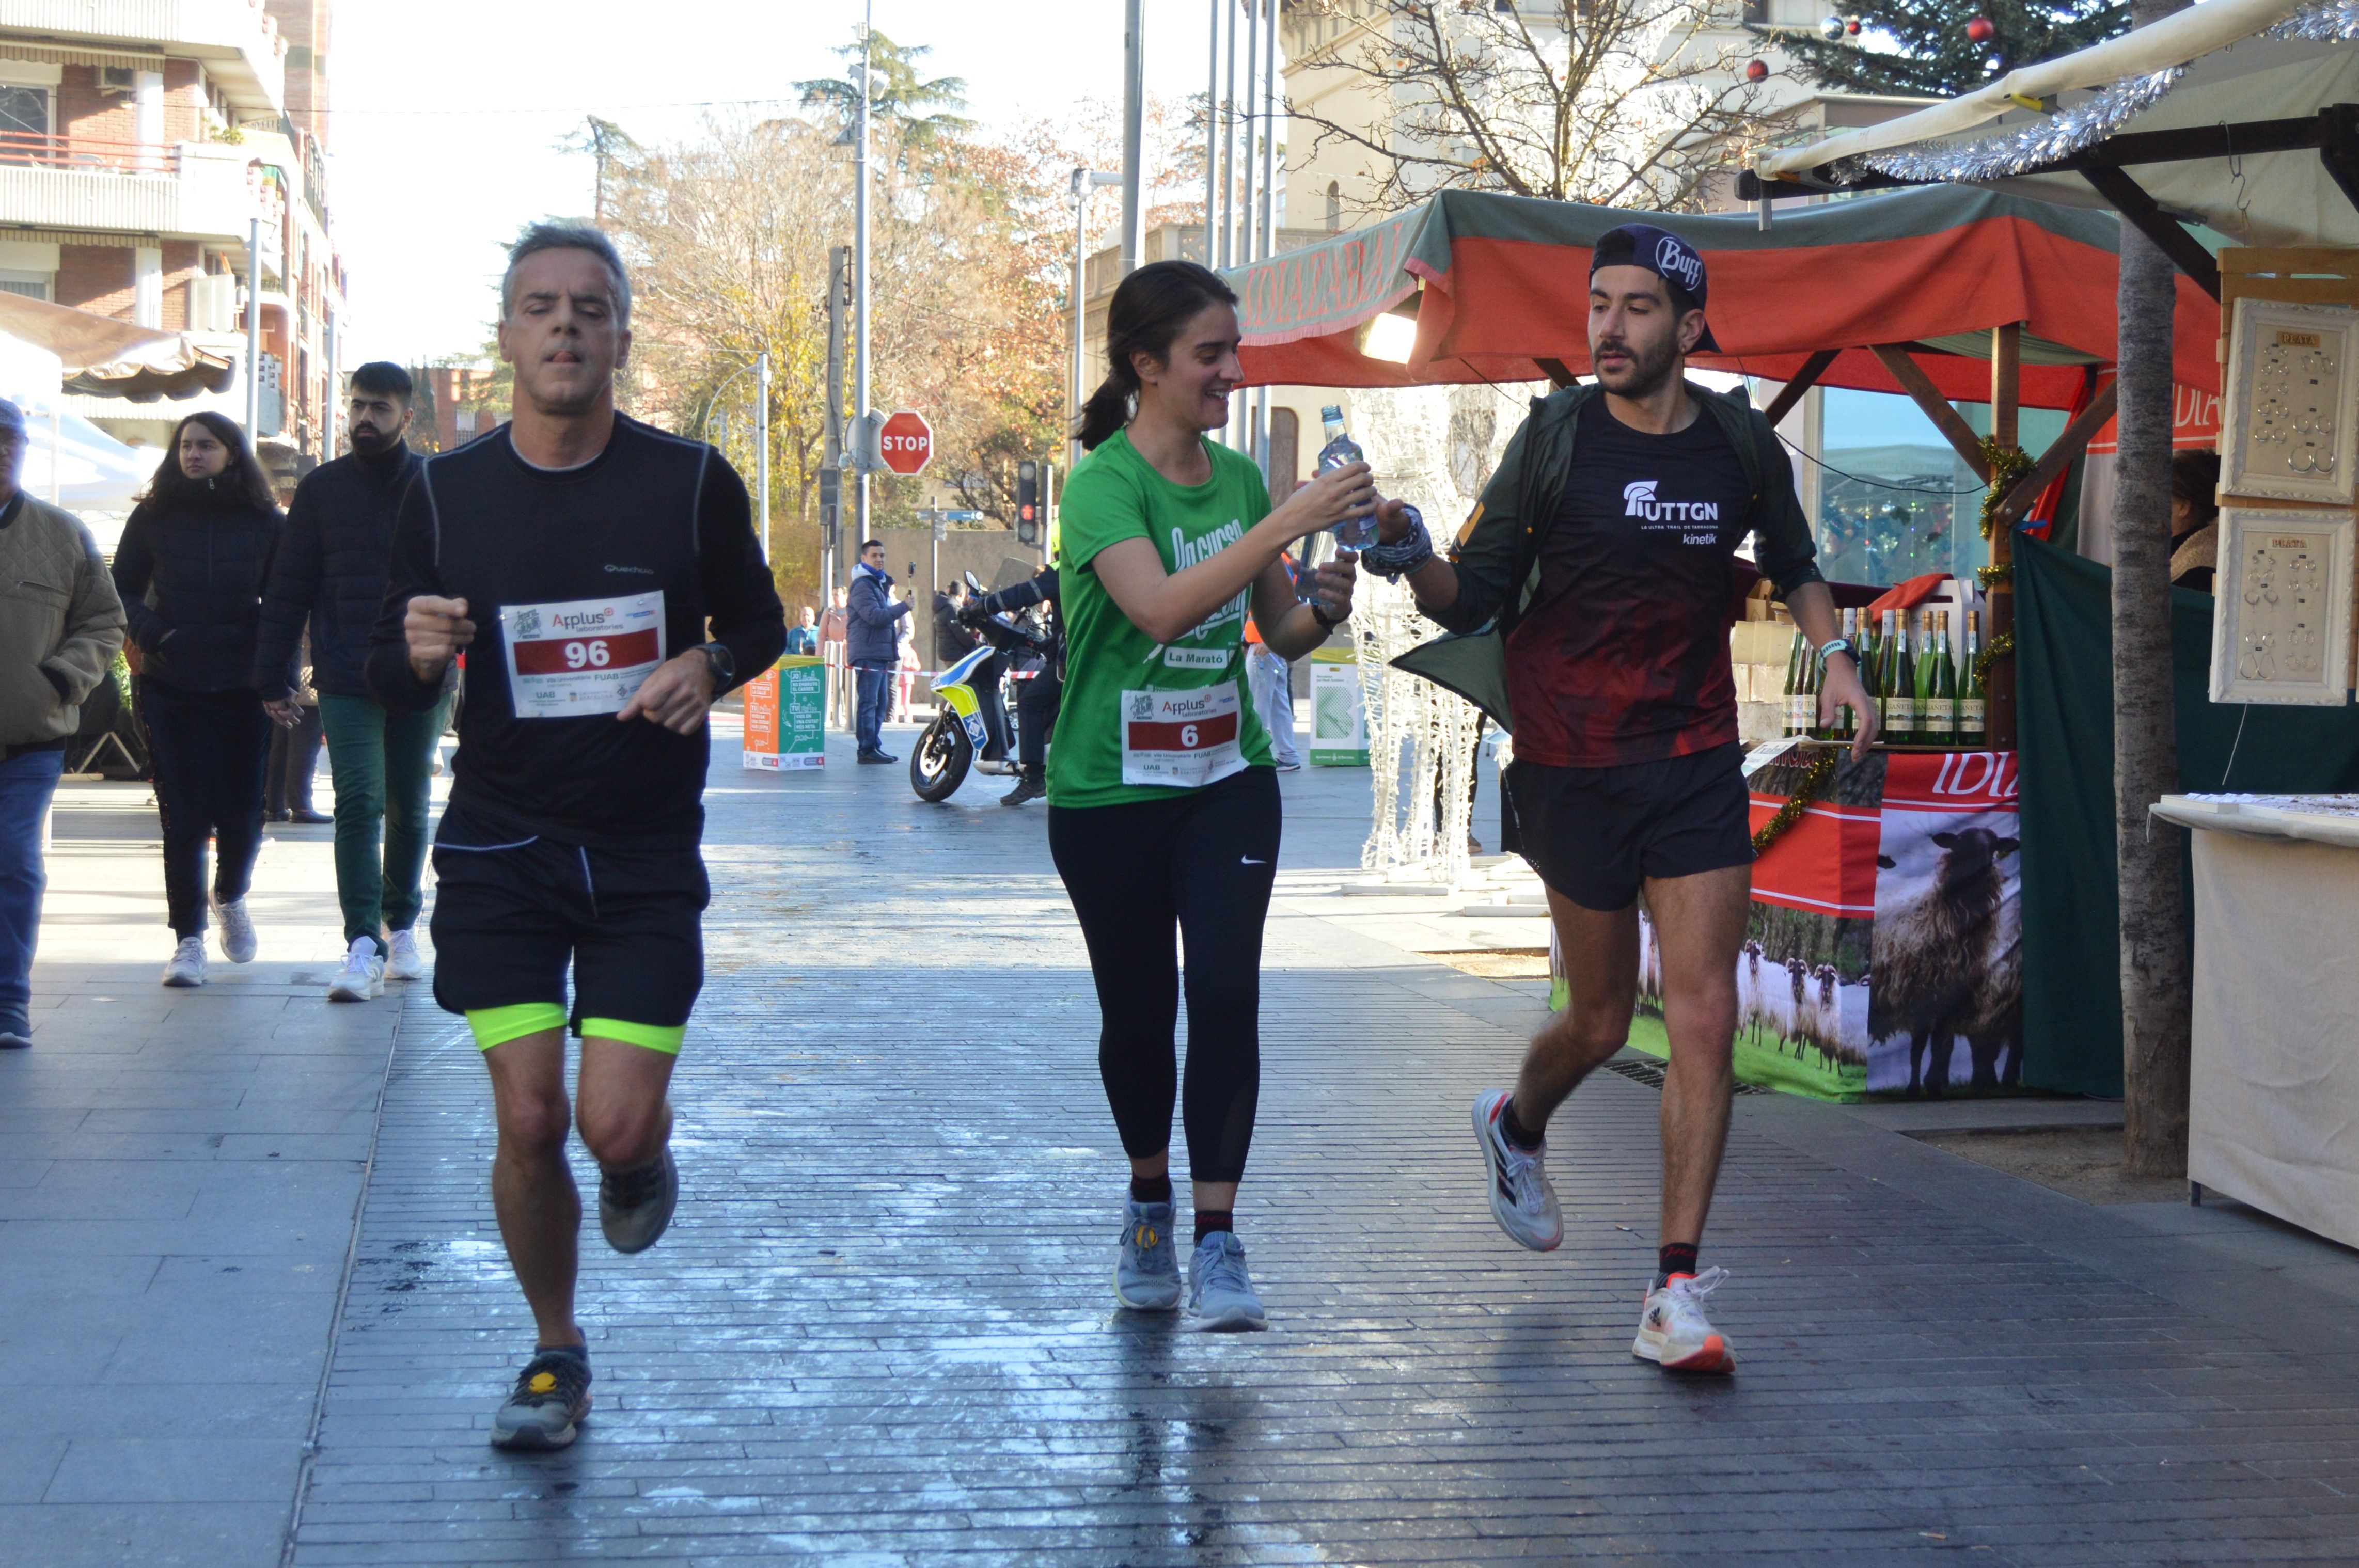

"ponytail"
[1075,260,1240,452]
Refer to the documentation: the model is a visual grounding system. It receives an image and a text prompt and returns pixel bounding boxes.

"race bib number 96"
[1121,680,1247,789]
[501,591,665,717]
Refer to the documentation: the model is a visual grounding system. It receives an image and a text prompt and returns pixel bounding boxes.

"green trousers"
[319,691,453,955]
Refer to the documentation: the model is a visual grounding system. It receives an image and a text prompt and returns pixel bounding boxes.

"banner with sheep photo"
[1595,748,2021,1102]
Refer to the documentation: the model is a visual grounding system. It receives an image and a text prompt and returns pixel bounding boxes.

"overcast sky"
[330,0,1221,368]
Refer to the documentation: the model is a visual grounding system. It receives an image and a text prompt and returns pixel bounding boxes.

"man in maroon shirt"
[1369,225,1875,1372]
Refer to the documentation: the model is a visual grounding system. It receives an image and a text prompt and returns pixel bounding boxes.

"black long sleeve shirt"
[364,416,786,848]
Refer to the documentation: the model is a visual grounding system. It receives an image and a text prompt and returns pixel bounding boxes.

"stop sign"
[877,410,932,476]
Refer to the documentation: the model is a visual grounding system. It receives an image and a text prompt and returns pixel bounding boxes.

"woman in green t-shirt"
[1049,259,1372,1332]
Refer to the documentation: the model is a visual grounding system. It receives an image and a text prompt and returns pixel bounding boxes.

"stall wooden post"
[1988,322,2023,749]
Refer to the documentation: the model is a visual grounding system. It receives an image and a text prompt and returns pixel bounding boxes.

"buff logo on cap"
[1653,235,1704,295]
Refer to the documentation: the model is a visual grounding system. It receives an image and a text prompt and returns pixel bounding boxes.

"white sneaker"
[327,937,385,1003]
[1472,1089,1563,1251]
[213,895,257,963]
[161,936,207,988]
[1633,1266,1737,1373]
[384,928,426,981]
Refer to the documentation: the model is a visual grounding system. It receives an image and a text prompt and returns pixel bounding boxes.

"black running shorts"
[428,802,710,1044]
[1504,742,1753,912]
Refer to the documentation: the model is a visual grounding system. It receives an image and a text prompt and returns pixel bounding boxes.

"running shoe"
[0,1027,28,1049]
[161,936,206,988]
[212,895,257,964]
[385,928,426,981]
[1632,1266,1737,1374]
[327,937,385,1003]
[598,1147,678,1254]
[1185,1231,1267,1332]
[1113,1197,1181,1311]
[1001,773,1045,807]
[1472,1089,1563,1251]
[490,1349,592,1450]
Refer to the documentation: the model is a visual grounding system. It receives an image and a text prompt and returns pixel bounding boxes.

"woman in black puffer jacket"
[112,411,291,986]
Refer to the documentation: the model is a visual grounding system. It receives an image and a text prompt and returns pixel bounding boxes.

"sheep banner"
[1605,747,2022,1102]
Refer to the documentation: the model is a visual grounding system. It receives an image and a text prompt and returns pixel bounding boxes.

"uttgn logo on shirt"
[1623,479,1721,531]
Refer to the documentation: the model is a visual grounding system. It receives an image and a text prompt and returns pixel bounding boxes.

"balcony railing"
[0,131,174,175]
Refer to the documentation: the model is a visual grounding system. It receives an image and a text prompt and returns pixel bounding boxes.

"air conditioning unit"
[98,66,137,95]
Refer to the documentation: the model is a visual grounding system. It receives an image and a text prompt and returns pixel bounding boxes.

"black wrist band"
[1309,602,1345,631]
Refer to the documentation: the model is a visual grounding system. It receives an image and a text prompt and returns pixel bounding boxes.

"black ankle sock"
[1656,1243,1699,1289]
[1194,1209,1233,1247]
[1130,1173,1173,1206]
[1499,1098,1546,1151]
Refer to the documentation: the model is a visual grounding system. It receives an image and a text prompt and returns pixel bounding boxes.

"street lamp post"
[1070,167,1119,472]
[854,0,873,537]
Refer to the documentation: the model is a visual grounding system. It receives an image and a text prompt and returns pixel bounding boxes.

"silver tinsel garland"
[1829,68,2185,185]
[2269,0,2359,40]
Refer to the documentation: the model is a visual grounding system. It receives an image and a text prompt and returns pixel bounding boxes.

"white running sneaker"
[213,895,257,963]
[1632,1266,1737,1374]
[327,937,385,1003]
[384,928,426,981]
[1472,1089,1563,1251]
[161,936,206,988]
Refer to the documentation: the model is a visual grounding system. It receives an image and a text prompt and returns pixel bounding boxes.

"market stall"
[1225,183,2204,1097]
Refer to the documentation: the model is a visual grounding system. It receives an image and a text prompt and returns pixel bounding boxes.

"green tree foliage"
[794,28,974,153]
[1776,0,2128,98]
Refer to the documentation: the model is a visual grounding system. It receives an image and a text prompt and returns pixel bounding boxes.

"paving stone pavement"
[258,722,2359,1568]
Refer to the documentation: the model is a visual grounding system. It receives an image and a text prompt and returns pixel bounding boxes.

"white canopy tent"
[1750,0,2359,258]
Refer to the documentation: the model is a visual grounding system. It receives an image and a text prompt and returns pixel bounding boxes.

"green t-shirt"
[1048,430,1276,809]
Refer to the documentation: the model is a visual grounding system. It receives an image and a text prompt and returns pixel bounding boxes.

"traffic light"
[817,466,841,553]
[1015,459,1041,547]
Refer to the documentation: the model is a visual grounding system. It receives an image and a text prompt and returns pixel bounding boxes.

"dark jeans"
[137,678,271,937]
[1016,664,1062,770]
[265,703,324,815]
[854,664,893,754]
[321,691,452,953]
[0,748,63,1034]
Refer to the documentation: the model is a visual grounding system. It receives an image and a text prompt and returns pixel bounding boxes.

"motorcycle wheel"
[910,713,972,802]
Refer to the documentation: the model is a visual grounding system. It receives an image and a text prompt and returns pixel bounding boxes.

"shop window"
[1813,388,2064,587]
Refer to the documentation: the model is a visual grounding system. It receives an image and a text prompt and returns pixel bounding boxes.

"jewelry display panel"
[2221,298,2359,506]
[2208,506,2356,706]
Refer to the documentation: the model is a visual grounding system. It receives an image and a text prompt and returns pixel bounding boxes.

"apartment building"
[0,0,348,487]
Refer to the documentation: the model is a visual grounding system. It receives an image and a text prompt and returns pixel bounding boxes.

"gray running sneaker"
[1185,1231,1268,1332]
[212,895,257,964]
[1113,1197,1181,1311]
[490,1350,591,1450]
[598,1147,678,1254]
[1473,1089,1563,1251]
[161,935,206,988]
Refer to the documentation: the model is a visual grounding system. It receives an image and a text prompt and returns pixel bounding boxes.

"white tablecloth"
[2157,795,2359,1247]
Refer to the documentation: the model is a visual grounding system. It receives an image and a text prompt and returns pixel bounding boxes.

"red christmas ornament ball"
[1965,15,1995,42]
[1844,15,1861,34]
[1745,57,1769,81]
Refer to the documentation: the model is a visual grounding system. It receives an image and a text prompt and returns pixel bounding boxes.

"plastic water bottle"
[1317,405,1377,550]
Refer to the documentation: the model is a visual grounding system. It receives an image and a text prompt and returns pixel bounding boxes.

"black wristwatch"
[1309,601,1346,631]
[698,641,736,689]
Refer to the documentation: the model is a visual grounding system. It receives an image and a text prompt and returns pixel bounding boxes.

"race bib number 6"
[501,590,666,717]
[1121,679,1247,789]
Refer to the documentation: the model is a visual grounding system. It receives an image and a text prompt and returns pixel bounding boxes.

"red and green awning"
[1224,185,2220,409]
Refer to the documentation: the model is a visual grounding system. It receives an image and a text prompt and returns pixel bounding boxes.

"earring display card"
[2221,298,2359,505]
[2208,506,2355,705]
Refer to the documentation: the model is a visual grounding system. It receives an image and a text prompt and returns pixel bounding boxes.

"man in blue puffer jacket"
[846,539,909,764]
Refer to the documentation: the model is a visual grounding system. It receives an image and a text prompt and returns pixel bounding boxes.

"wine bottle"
[1831,607,1860,741]
[1800,628,1822,739]
[1959,610,1988,747]
[1922,610,1957,746]
[1859,609,1883,731]
[1880,609,1916,746]
[1782,629,1805,738]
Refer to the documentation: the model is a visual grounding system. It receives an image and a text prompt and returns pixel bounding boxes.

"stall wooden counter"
[2153,794,2359,1247]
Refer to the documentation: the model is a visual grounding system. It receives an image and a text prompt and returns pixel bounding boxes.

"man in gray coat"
[0,398,126,1047]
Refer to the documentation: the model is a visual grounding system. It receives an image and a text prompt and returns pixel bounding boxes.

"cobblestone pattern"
[289,753,2359,1566]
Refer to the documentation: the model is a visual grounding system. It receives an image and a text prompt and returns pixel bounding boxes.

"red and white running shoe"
[1632,1266,1736,1373]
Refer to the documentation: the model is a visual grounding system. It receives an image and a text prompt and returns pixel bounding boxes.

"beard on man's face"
[1591,319,1684,399]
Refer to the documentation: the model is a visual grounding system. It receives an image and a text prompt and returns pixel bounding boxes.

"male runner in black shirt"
[366,223,784,1448]
[1369,224,1874,1373]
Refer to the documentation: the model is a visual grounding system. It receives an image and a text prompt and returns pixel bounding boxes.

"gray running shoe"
[1473,1089,1563,1251]
[0,1027,28,1049]
[161,935,206,988]
[490,1350,592,1450]
[598,1147,678,1254]
[212,895,257,964]
[1185,1231,1268,1332]
[1114,1197,1181,1311]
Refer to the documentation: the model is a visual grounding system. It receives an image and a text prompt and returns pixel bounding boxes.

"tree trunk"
[2113,0,2192,1180]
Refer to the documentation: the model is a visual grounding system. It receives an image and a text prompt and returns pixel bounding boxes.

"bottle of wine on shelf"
[1799,626,1822,739]
[1826,607,1859,742]
[1880,608,1916,746]
[1782,629,1806,737]
[1959,610,1988,748]
[1922,610,1958,746]
[1859,609,1883,736]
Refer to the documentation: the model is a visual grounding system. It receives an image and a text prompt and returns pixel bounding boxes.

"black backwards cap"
[1591,223,1720,354]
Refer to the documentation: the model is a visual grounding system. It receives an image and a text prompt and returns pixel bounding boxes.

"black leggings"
[1047,765,1280,1184]
[137,678,271,937]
